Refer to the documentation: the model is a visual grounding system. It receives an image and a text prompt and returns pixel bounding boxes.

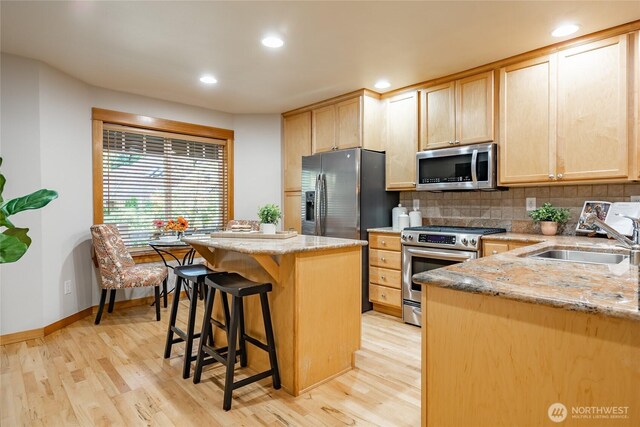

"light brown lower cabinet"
[283,191,301,233]
[482,239,534,256]
[368,232,402,317]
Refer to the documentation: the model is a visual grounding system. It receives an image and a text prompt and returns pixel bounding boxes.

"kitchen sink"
[528,249,629,265]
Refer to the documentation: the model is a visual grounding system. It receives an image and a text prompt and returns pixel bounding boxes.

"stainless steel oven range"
[400,226,506,326]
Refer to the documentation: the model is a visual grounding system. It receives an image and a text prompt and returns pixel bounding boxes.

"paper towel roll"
[398,213,410,230]
[409,209,422,227]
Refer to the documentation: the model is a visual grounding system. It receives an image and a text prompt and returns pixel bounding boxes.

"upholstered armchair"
[90,224,168,324]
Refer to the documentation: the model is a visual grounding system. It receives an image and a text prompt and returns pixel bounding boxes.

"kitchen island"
[414,236,640,427]
[182,234,366,396]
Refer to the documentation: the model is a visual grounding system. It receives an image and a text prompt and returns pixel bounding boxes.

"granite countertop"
[182,234,367,255]
[414,234,639,321]
[367,227,401,235]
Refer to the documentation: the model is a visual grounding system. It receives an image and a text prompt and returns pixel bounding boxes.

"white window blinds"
[102,125,228,247]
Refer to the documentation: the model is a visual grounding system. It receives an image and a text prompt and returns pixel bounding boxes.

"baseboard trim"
[1,291,187,346]
[43,307,93,336]
[0,328,44,346]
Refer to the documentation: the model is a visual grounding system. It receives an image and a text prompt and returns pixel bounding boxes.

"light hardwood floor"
[0,300,420,426]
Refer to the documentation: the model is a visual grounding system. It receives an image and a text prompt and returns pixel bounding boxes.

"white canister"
[392,204,408,231]
[409,208,422,227]
[398,213,410,230]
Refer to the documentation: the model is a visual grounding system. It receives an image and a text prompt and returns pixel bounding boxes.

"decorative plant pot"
[260,223,276,234]
[540,221,558,236]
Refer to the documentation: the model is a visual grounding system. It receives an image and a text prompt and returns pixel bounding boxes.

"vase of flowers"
[164,216,189,239]
[152,219,165,239]
[257,204,282,234]
[528,203,570,236]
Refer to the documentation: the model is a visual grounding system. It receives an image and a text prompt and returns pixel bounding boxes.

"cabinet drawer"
[369,266,402,289]
[369,233,401,251]
[369,284,401,308]
[369,249,401,270]
[483,241,509,256]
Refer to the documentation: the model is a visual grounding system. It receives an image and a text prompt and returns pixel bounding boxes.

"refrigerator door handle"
[320,173,327,236]
[314,174,321,236]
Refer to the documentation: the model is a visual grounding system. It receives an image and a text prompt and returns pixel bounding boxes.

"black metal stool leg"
[193,287,216,384]
[162,277,168,308]
[164,277,183,358]
[260,293,281,389]
[223,296,240,411]
[154,286,161,321]
[238,298,248,367]
[182,281,199,379]
[107,289,116,313]
[95,289,107,325]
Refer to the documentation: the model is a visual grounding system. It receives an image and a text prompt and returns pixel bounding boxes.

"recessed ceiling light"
[551,24,579,38]
[374,80,391,89]
[199,75,217,84]
[262,36,284,48]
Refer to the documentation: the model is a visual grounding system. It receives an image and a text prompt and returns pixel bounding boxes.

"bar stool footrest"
[232,369,274,390]
[243,334,269,352]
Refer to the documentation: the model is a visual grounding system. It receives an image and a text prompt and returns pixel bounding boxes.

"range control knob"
[408,235,414,241]
[470,238,477,246]
[461,238,468,245]
[401,234,407,241]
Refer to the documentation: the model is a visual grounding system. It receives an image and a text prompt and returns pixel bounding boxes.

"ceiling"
[1,1,639,114]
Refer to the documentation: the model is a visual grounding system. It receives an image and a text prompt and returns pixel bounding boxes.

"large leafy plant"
[528,202,570,224]
[257,204,282,225]
[0,157,58,263]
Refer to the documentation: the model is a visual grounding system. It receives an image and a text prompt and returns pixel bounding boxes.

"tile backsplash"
[400,183,640,235]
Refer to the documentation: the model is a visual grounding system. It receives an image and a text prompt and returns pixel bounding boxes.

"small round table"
[148,240,197,307]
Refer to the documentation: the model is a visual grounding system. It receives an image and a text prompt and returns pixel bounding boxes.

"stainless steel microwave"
[416,143,497,191]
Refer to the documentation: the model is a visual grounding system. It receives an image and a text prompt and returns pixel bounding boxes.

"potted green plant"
[257,204,282,234]
[528,202,570,236]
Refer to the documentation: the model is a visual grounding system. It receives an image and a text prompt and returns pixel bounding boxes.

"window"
[93,109,234,254]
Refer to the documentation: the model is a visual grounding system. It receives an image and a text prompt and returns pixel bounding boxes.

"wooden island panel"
[188,242,362,396]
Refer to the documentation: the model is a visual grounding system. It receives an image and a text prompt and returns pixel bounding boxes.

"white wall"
[0,53,282,334]
[0,55,44,333]
[232,114,282,221]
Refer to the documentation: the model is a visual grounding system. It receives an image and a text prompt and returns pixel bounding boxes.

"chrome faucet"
[580,213,640,266]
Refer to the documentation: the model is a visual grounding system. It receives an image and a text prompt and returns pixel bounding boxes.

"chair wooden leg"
[182,281,199,379]
[223,297,240,411]
[164,277,183,359]
[193,287,215,384]
[154,285,161,321]
[107,289,116,313]
[162,277,168,308]
[95,289,107,325]
[238,297,248,367]
[260,293,281,389]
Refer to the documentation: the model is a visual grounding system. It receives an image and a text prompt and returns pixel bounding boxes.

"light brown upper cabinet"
[283,112,311,192]
[386,91,419,190]
[557,34,629,181]
[420,70,494,150]
[500,34,632,185]
[500,55,557,184]
[311,94,384,154]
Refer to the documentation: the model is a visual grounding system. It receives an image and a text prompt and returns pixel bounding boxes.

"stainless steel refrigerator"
[301,148,399,312]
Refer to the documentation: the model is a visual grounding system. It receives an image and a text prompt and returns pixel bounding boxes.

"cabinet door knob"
[454,140,460,144]
[448,141,454,145]
[548,174,555,179]
[557,173,564,179]
[492,250,498,254]
[381,240,386,245]
[381,257,386,262]
[381,276,386,280]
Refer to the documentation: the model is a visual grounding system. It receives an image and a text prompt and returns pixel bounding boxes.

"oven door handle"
[471,148,479,189]
[405,247,475,262]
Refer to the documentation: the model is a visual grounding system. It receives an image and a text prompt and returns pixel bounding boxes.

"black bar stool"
[193,272,281,411]
[164,264,219,379]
